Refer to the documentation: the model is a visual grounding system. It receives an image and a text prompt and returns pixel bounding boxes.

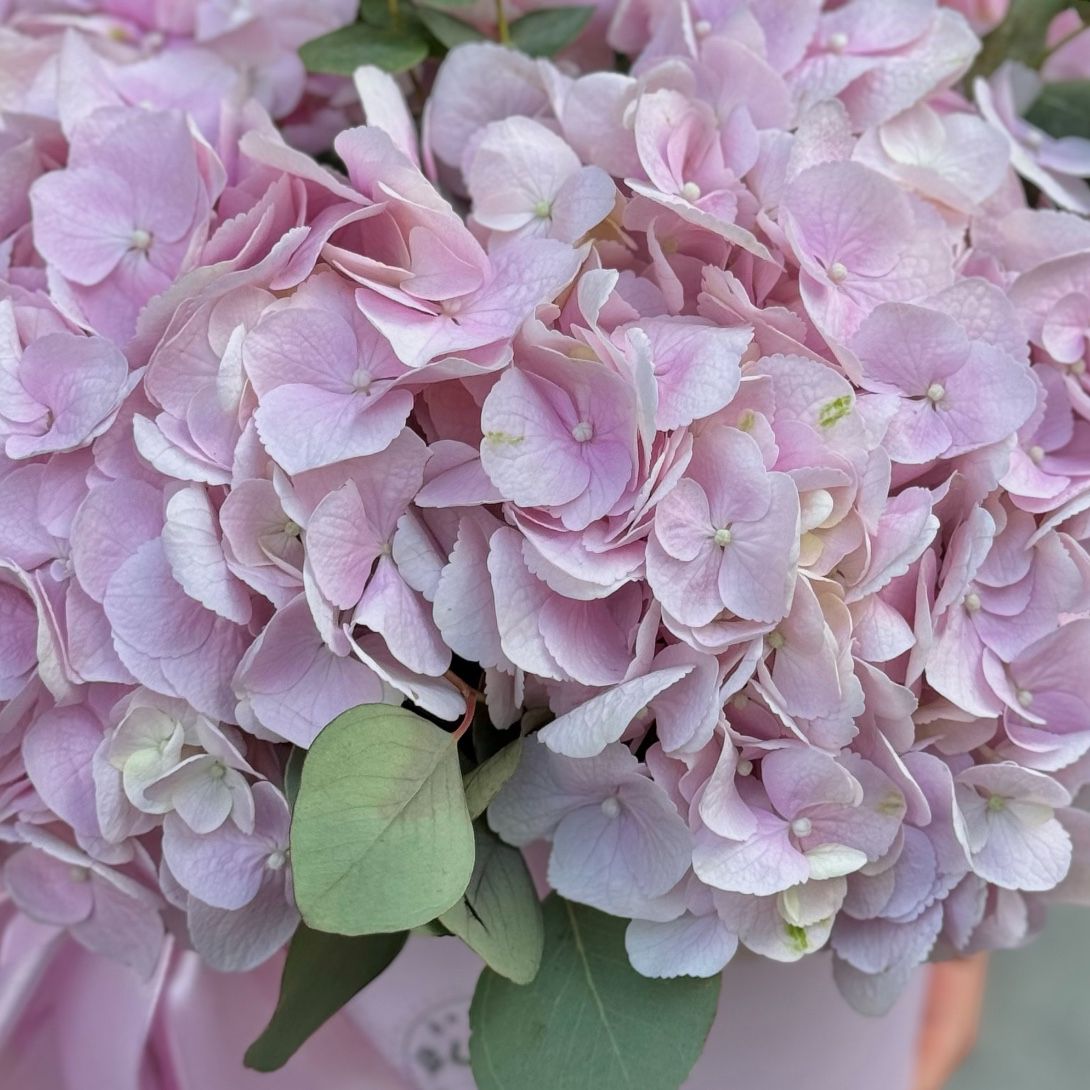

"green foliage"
[290,705,475,935]
[283,745,305,809]
[1026,79,1090,140]
[509,5,595,57]
[299,21,429,75]
[439,823,543,983]
[301,0,596,72]
[244,926,406,1071]
[972,0,1070,78]
[463,736,522,820]
[469,895,721,1090]
[416,6,487,48]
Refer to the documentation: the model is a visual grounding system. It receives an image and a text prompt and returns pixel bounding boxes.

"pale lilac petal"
[718,474,800,623]
[625,913,739,979]
[186,877,299,972]
[22,706,102,838]
[549,775,691,913]
[162,486,252,625]
[353,556,449,677]
[488,742,642,846]
[4,846,94,926]
[235,595,383,749]
[692,811,810,896]
[538,666,693,759]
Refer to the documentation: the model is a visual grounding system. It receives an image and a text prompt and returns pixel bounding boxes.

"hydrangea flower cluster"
[4,0,1090,1032]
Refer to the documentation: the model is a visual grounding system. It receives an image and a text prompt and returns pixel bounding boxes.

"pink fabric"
[347,934,926,1090]
[0,915,406,1090]
[687,950,926,1090]
[0,912,925,1090]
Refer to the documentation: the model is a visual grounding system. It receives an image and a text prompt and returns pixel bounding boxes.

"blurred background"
[950,906,1089,1089]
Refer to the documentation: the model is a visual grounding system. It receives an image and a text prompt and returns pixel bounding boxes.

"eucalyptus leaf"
[509,6,595,57]
[417,7,486,49]
[244,925,406,1071]
[1026,80,1090,141]
[283,746,305,809]
[439,824,543,984]
[412,919,452,937]
[299,23,429,75]
[469,895,720,1090]
[291,704,475,935]
[463,737,523,820]
[359,0,393,24]
[971,0,1068,77]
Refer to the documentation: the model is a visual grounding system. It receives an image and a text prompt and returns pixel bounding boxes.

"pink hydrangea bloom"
[30,107,221,343]
[646,425,800,625]
[5,0,1090,1039]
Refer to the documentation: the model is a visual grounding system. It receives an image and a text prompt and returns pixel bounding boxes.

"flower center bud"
[352,368,372,393]
[791,817,813,838]
[1028,445,1045,464]
[533,199,553,219]
[926,382,945,403]
[737,758,753,777]
[600,796,622,819]
[828,31,849,52]
[1017,688,1033,708]
[284,519,301,537]
[130,228,152,252]
[713,527,732,547]
[1024,128,1044,149]
[964,592,982,613]
[680,181,702,202]
[986,795,1006,813]
[69,865,90,883]
[571,420,594,443]
[767,631,785,651]
[266,850,287,871]
[208,761,227,781]
[694,19,712,36]
[1071,358,1086,375]
[827,261,848,283]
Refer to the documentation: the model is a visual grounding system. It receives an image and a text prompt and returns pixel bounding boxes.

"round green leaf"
[469,895,720,1090]
[245,926,406,1071]
[299,24,429,75]
[508,6,595,57]
[439,824,543,984]
[291,705,475,934]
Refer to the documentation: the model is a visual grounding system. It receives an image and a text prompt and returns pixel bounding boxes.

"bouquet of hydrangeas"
[4,0,1090,1086]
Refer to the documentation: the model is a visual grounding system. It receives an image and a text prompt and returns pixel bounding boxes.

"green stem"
[387,0,399,29]
[495,0,511,44]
